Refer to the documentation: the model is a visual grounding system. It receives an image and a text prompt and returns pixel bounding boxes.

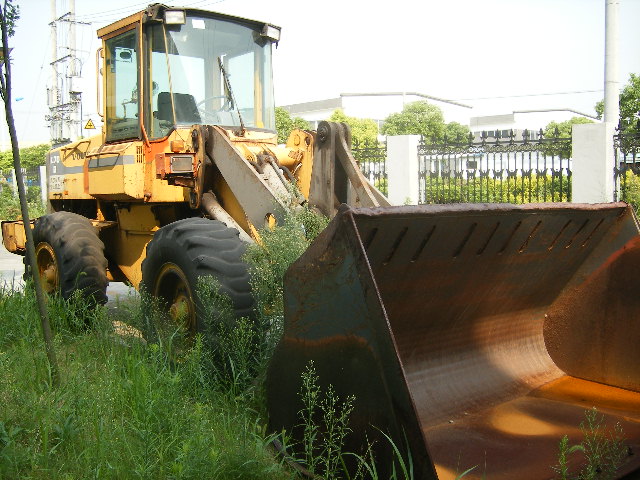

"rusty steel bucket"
[266,203,640,480]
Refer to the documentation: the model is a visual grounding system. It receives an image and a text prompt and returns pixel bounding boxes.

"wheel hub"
[154,263,196,332]
[35,243,58,294]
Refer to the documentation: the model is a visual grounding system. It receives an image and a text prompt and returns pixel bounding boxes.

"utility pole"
[46,0,89,147]
[48,0,61,143]
[604,0,620,126]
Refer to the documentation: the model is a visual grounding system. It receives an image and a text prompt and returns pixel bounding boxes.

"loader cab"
[98,5,280,143]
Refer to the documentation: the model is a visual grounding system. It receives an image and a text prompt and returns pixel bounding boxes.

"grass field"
[0,209,338,480]
[0,285,299,480]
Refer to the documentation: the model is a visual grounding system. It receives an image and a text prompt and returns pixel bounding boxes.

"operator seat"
[157,92,201,125]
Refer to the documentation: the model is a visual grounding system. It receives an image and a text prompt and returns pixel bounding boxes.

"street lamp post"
[604,0,620,126]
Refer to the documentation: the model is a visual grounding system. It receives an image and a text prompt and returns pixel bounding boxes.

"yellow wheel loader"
[1,4,385,313]
[2,4,640,479]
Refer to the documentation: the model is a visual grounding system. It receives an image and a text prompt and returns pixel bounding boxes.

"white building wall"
[512,111,594,131]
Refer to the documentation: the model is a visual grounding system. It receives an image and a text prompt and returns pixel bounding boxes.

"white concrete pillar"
[572,122,615,203]
[10,168,17,197]
[39,165,48,205]
[386,135,421,205]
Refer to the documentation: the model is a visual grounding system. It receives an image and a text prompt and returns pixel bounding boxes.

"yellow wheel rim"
[154,263,196,333]
[35,242,59,294]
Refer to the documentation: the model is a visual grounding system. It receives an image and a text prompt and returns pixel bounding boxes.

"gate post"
[10,168,17,197]
[39,165,47,206]
[387,135,421,205]
[572,122,615,203]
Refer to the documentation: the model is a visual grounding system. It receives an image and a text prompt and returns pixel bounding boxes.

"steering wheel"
[196,95,232,122]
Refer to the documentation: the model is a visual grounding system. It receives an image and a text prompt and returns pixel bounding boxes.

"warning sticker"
[49,175,64,192]
[84,119,96,129]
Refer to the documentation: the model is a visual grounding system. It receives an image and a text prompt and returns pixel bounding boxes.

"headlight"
[261,24,280,42]
[170,155,194,173]
[164,10,186,25]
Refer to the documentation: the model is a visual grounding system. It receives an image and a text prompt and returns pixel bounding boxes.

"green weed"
[294,361,424,480]
[296,361,355,480]
[553,408,629,480]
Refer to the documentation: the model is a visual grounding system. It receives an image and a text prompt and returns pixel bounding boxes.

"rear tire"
[141,218,254,334]
[29,211,108,304]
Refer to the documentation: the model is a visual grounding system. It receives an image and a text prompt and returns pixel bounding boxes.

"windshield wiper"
[218,56,245,136]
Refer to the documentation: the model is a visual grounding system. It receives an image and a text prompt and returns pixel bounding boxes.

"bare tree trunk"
[1,1,60,386]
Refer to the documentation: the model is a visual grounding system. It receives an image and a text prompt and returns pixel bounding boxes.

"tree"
[0,0,60,385]
[0,143,50,170]
[444,121,472,143]
[543,116,594,139]
[595,73,640,134]
[381,100,470,143]
[328,109,379,145]
[542,117,593,158]
[275,107,309,144]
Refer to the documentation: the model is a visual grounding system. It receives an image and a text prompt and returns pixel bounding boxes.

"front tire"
[30,211,108,304]
[141,218,254,334]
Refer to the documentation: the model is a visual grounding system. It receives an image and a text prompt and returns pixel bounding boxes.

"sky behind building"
[3,0,640,146]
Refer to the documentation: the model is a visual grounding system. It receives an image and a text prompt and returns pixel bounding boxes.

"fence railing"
[0,167,43,193]
[352,139,387,195]
[614,131,640,210]
[418,130,572,204]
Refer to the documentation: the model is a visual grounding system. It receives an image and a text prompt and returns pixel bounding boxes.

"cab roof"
[97,3,280,39]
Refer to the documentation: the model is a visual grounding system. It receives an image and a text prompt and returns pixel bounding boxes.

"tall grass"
[0,207,327,479]
[0,283,293,479]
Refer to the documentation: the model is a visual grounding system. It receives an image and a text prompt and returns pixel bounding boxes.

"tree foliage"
[275,107,309,144]
[328,109,379,145]
[543,116,594,139]
[0,0,18,37]
[595,73,640,134]
[381,101,470,143]
[0,143,50,171]
[0,0,19,103]
[444,121,472,143]
[540,117,592,158]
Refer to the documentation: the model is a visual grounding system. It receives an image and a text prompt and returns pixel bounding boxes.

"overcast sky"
[3,0,640,145]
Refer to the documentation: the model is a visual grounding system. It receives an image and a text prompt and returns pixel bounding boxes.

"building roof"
[280,98,342,115]
[512,108,598,120]
[340,92,472,109]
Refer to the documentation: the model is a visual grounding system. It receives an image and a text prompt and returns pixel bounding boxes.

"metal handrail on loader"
[267,202,640,480]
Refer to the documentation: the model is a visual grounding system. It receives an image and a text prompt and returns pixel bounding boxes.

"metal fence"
[418,130,572,204]
[352,139,387,195]
[614,131,640,210]
[0,167,44,193]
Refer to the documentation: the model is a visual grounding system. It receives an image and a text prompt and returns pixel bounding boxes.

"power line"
[75,2,150,21]
[19,35,52,138]
[75,0,227,23]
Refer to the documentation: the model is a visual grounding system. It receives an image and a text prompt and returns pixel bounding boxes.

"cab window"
[104,29,140,142]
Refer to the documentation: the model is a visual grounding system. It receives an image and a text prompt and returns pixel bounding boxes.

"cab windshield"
[147,14,276,138]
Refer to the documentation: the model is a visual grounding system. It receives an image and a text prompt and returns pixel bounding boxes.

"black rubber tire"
[29,211,108,304]
[141,218,254,333]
